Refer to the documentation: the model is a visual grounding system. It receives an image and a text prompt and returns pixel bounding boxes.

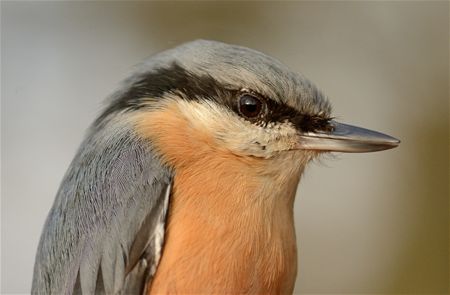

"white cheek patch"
[173,99,299,158]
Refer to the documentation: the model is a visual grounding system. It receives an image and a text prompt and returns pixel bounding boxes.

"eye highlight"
[238,94,266,119]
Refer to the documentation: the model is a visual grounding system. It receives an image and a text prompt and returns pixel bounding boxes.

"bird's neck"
[147,154,302,294]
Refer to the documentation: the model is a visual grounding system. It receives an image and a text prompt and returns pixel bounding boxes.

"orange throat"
[148,166,299,295]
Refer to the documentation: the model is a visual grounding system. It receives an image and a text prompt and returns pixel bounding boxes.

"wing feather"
[32,118,172,295]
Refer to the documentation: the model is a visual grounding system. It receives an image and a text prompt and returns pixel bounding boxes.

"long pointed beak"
[297,121,400,152]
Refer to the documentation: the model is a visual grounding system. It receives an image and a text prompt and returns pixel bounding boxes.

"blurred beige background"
[1,1,448,294]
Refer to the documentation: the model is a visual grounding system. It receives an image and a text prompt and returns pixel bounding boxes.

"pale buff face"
[173,98,304,159]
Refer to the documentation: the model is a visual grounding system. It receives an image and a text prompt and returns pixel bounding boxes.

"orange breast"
[133,102,301,294]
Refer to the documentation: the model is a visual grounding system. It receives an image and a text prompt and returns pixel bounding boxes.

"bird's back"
[32,117,172,294]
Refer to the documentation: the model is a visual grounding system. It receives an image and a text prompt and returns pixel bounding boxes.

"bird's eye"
[238,94,265,119]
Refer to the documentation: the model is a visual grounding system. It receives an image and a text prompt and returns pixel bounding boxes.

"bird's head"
[98,40,399,177]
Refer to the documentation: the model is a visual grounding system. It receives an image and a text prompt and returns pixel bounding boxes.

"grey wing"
[32,121,173,295]
[73,182,171,295]
[121,182,171,294]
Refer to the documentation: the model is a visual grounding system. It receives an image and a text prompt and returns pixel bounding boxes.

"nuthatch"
[32,40,399,294]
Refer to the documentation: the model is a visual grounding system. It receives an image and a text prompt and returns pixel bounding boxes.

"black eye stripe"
[264,99,332,132]
[233,90,332,132]
[290,114,334,132]
[97,62,331,132]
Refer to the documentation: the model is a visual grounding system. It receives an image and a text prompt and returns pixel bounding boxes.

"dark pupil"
[239,95,261,118]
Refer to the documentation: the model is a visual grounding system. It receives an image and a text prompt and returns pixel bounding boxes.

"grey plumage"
[32,115,172,294]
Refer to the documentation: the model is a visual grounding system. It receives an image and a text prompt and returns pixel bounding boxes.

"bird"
[32,40,399,295]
